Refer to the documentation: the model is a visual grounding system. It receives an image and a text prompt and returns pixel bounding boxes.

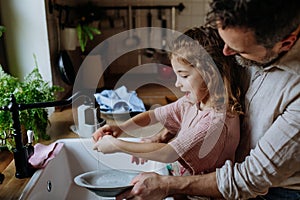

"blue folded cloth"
[94,86,146,113]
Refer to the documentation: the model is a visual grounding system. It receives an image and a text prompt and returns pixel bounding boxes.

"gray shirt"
[217,39,300,199]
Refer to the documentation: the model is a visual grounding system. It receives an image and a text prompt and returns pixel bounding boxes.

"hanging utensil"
[113,10,125,28]
[56,7,75,85]
[171,6,176,30]
[160,9,167,50]
[144,9,156,58]
[58,50,75,85]
[124,5,140,48]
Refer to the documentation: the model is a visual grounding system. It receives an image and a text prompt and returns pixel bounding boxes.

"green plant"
[76,23,101,52]
[0,57,63,150]
[74,3,102,52]
[0,25,5,37]
[56,3,102,52]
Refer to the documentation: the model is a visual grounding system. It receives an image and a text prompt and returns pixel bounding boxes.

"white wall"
[0,0,52,83]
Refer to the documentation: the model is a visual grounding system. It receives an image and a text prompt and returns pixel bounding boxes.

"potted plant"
[0,57,63,150]
[76,21,101,52]
[74,2,102,52]
[60,20,101,52]
[59,3,102,52]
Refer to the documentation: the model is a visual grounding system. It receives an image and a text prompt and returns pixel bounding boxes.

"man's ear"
[279,34,298,52]
[278,26,300,53]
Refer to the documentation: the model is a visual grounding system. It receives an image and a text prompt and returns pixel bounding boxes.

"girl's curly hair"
[170,26,243,115]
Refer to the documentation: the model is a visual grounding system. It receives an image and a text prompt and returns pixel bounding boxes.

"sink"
[20,138,171,200]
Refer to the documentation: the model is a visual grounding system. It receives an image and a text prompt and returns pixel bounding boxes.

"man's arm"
[167,172,221,197]
[116,172,222,200]
[217,95,300,199]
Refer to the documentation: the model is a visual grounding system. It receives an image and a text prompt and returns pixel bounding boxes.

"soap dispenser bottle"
[25,129,34,158]
[77,101,99,137]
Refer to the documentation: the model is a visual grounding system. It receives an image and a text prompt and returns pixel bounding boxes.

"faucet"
[0,91,94,179]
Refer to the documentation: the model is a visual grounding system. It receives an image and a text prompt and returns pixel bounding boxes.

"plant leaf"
[0,26,5,38]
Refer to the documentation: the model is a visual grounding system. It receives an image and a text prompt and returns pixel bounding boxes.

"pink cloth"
[29,142,64,168]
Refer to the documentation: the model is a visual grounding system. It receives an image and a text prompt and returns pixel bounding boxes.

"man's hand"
[116,172,169,200]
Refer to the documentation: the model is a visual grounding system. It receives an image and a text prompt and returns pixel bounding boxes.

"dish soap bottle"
[25,129,34,158]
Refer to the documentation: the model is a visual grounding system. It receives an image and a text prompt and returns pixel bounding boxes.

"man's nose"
[223,44,237,56]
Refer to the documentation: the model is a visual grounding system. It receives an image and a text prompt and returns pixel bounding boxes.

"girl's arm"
[93,135,179,163]
[142,128,177,143]
[93,110,158,141]
[119,110,158,132]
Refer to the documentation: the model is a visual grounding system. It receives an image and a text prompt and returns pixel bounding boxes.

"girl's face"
[171,56,208,104]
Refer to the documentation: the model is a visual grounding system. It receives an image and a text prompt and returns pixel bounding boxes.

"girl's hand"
[92,125,122,142]
[131,138,151,165]
[93,135,119,154]
[131,156,148,165]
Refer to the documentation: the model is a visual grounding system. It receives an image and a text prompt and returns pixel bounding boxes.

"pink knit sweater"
[154,96,240,175]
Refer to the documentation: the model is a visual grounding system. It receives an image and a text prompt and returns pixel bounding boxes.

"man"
[117,0,300,199]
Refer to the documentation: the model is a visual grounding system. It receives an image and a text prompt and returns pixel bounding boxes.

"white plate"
[74,169,140,197]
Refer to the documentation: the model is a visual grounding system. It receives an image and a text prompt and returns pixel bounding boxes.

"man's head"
[207,0,300,66]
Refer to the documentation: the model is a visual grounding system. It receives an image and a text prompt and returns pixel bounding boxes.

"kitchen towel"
[29,142,64,168]
[94,86,146,113]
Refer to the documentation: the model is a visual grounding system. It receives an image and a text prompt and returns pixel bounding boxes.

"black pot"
[58,50,76,85]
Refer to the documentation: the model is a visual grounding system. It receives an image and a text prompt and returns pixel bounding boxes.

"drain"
[47,180,52,192]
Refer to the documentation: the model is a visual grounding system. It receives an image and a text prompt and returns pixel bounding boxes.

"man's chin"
[235,54,280,68]
[235,55,265,67]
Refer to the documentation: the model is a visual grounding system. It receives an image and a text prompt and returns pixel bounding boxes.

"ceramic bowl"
[74,169,140,197]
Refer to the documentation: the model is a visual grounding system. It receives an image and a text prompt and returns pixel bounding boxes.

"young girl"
[93,26,243,176]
